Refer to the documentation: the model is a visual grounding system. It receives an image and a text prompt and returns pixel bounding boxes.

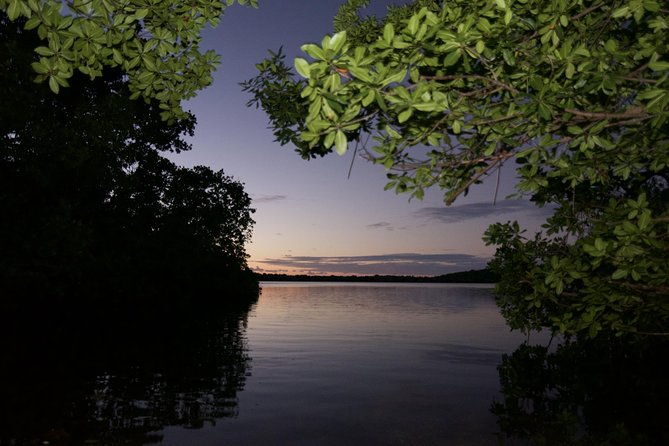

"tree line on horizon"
[256,267,499,283]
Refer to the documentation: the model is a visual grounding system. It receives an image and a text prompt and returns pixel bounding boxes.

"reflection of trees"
[0,302,255,445]
[492,337,669,445]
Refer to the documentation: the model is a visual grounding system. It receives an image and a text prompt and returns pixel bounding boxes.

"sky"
[169,0,552,276]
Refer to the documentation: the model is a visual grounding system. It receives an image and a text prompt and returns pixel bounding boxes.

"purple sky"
[169,0,551,276]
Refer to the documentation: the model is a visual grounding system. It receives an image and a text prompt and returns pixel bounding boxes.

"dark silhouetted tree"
[0,13,257,318]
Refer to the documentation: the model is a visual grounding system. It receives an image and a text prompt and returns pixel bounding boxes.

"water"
[6,283,664,445]
[161,282,527,445]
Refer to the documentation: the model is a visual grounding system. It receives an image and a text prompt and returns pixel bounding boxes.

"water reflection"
[0,298,255,445]
[493,337,669,445]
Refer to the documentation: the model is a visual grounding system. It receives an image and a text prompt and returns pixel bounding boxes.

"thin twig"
[446,157,504,205]
[621,76,657,84]
[347,139,359,179]
[493,159,502,205]
[570,3,604,21]
[564,107,648,120]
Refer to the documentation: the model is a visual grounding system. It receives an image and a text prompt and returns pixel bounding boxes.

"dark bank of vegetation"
[0,14,259,327]
[257,267,499,283]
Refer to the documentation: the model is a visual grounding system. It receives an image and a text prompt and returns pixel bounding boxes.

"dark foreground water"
[2,283,668,445]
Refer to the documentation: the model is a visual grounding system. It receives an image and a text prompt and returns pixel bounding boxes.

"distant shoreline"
[255,268,498,284]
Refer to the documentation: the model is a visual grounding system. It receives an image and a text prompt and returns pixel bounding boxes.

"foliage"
[0,14,257,307]
[244,0,669,337]
[493,336,669,445]
[0,0,256,120]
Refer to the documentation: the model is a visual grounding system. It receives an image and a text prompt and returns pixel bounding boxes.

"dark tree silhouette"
[0,13,258,322]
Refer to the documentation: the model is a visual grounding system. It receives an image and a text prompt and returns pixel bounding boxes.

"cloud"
[252,194,287,203]
[416,199,552,224]
[255,252,489,276]
[366,221,393,230]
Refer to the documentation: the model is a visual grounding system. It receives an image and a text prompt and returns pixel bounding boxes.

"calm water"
[161,282,528,445]
[9,283,664,445]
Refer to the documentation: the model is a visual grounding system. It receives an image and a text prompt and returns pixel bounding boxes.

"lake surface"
[160,282,528,445]
[9,282,664,445]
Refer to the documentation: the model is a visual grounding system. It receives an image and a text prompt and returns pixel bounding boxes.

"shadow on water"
[0,291,258,446]
[492,336,669,445]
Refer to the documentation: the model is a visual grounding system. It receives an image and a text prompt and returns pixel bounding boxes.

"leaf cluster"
[245,0,669,338]
[0,0,256,121]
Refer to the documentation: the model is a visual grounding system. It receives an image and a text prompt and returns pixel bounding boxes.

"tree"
[243,0,669,337]
[1,14,257,308]
[0,0,256,120]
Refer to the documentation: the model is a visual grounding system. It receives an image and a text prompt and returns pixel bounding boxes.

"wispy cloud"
[252,194,287,203]
[255,253,488,276]
[366,221,393,230]
[416,199,552,224]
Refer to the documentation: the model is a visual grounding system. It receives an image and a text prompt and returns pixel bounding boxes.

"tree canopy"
[244,0,669,338]
[0,0,256,120]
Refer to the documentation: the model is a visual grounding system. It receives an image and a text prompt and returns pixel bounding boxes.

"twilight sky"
[169,0,551,276]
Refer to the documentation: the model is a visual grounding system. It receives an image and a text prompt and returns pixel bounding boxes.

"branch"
[627,63,649,78]
[564,107,648,120]
[570,3,604,21]
[445,151,511,205]
[471,113,523,126]
[621,75,657,84]
[611,281,669,295]
[636,331,669,337]
[420,75,520,95]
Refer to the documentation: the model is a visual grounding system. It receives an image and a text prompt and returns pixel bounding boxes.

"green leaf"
[134,8,149,20]
[638,210,651,230]
[34,46,54,56]
[475,40,485,54]
[648,60,669,71]
[413,102,441,112]
[398,108,412,123]
[323,131,335,148]
[443,50,461,67]
[301,44,326,60]
[611,269,628,280]
[7,0,21,20]
[329,31,347,53]
[383,23,395,44]
[382,69,406,86]
[565,62,575,79]
[611,6,630,18]
[48,76,60,93]
[504,9,512,25]
[349,66,372,83]
[334,130,347,155]
[294,58,311,78]
[408,13,419,35]
[31,61,49,74]
[362,89,375,107]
